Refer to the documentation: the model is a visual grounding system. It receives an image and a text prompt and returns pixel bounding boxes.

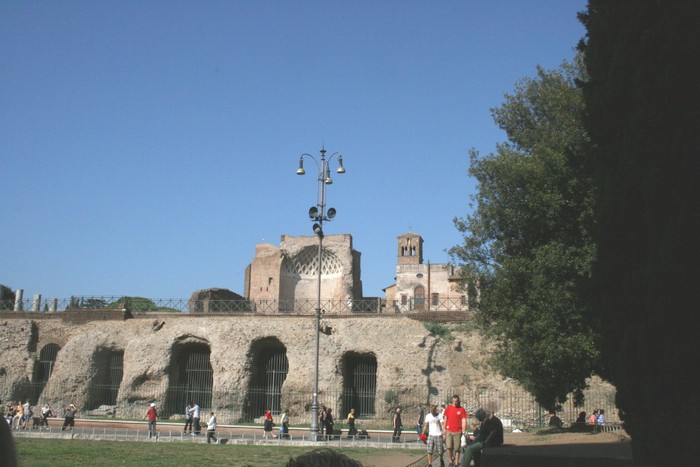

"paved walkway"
[12,418,426,450]
[13,419,634,467]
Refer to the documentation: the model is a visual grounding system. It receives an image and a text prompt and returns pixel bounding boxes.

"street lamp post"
[296,145,345,441]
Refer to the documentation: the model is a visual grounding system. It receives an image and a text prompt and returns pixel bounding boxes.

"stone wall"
[0,313,617,427]
[0,313,500,419]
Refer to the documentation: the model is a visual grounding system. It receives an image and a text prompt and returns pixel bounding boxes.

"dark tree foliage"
[450,59,600,411]
[1,284,16,311]
[579,1,700,464]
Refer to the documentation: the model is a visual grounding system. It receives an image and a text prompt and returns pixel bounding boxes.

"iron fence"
[1,379,619,431]
[0,296,470,314]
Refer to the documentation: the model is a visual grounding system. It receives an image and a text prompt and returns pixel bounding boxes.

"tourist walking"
[263,408,274,439]
[12,402,23,429]
[417,404,425,435]
[318,405,327,436]
[206,412,217,444]
[443,395,468,467]
[392,407,403,442]
[22,401,30,430]
[144,402,159,439]
[5,402,16,427]
[279,409,290,439]
[347,408,358,437]
[424,404,445,467]
[324,408,334,438]
[61,403,77,431]
[40,404,52,429]
[191,401,201,435]
[183,402,193,434]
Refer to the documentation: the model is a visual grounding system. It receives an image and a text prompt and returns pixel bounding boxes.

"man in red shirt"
[144,403,159,439]
[442,395,468,467]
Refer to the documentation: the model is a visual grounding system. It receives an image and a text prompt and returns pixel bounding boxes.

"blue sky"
[1,0,587,301]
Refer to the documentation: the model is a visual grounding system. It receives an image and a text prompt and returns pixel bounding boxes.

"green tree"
[80,298,108,309]
[108,296,158,311]
[1,284,15,311]
[450,58,599,411]
[579,2,700,464]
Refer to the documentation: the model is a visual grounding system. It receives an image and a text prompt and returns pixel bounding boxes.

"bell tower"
[397,233,423,265]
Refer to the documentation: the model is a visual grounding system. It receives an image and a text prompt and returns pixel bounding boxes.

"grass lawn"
[15,438,425,466]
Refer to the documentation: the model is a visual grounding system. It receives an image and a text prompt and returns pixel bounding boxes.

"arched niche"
[86,348,124,410]
[243,337,288,420]
[341,351,377,417]
[165,339,213,418]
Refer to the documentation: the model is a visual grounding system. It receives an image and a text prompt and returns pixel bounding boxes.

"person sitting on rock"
[461,408,503,467]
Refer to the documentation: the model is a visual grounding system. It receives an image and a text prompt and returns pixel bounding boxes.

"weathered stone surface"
[245,234,363,308]
[188,288,244,312]
[0,314,615,427]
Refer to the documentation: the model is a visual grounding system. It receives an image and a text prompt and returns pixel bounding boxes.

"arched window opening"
[87,349,124,410]
[341,352,377,418]
[33,343,61,399]
[36,344,60,383]
[166,342,213,419]
[414,285,425,310]
[244,337,288,420]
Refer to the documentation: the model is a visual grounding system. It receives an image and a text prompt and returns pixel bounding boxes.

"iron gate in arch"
[36,344,60,383]
[185,352,214,409]
[106,351,124,405]
[34,344,61,400]
[342,354,377,417]
[245,350,289,419]
[87,350,124,409]
[165,349,213,418]
[265,352,289,414]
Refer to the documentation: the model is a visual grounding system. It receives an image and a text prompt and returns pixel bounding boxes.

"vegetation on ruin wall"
[450,56,599,413]
[424,321,450,338]
[71,296,179,312]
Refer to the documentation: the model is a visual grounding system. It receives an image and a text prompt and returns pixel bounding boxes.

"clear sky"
[1,0,587,301]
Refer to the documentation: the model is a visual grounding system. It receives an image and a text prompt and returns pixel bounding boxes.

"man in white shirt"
[279,409,290,439]
[206,412,217,444]
[190,402,201,435]
[22,401,30,430]
[424,404,445,467]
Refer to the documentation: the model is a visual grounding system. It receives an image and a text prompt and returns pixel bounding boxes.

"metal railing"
[1,296,471,315]
[1,379,619,431]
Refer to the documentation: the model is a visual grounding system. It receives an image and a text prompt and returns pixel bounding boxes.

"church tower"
[397,233,423,265]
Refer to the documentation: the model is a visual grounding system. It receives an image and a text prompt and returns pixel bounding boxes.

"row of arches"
[31,339,378,420]
[243,338,378,419]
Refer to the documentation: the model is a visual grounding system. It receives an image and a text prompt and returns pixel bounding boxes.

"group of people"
[183,401,202,435]
[2,399,76,432]
[3,400,33,430]
[261,408,291,439]
[183,401,217,443]
[574,408,606,426]
[417,395,504,467]
[144,401,217,444]
[317,405,336,438]
[262,406,367,440]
